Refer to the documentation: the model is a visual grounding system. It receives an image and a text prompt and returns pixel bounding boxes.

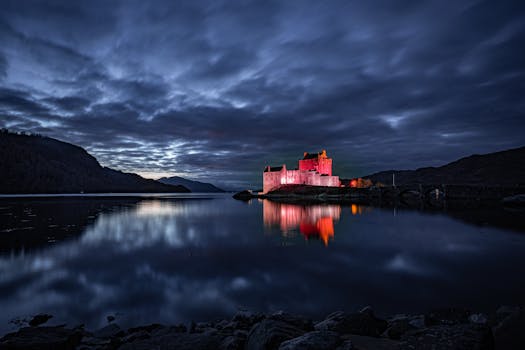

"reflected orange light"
[350,204,371,216]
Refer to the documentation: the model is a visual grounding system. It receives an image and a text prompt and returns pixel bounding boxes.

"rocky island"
[234,146,525,206]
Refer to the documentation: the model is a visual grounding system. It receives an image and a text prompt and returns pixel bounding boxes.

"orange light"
[316,217,334,246]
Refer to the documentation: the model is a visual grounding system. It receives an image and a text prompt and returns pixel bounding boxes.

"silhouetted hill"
[158,176,224,192]
[0,131,190,194]
[365,146,525,186]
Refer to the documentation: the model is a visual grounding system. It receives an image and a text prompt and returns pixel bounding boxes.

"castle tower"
[298,149,332,176]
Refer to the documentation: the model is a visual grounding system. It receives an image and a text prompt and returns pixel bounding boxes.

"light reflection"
[81,200,216,249]
[263,200,341,245]
[135,201,185,216]
[0,196,524,337]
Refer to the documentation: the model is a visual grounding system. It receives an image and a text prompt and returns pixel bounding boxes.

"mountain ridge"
[0,130,189,194]
[158,176,224,192]
[363,146,525,186]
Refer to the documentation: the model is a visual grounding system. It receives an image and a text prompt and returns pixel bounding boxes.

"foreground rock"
[402,324,494,350]
[118,333,222,350]
[278,331,341,350]
[493,306,525,350]
[314,308,387,337]
[0,326,83,350]
[245,319,306,350]
[2,306,523,350]
[502,194,525,207]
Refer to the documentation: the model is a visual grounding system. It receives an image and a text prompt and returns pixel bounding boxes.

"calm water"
[1,194,525,335]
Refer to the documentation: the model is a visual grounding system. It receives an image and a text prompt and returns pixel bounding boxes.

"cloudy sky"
[0,0,524,188]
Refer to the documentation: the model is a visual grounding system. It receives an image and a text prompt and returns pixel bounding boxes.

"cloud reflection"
[1,197,525,336]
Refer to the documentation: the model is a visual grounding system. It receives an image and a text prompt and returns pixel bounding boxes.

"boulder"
[93,323,124,339]
[245,319,306,350]
[495,305,521,323]
[219,334,245,350]
[268,311,313,332]
[469,313,488,325]
[193,322,218,335]
[278,331,341,350]
[314,309,388,337]
[150,324,186,337]
[127,323,166,335]
[231,311,265,331]
[425,307,470,326]
[502,194,525,207]
[341,334,399,350]
[402,323,494,350]
[28,314,53,327]
[383,316,411,340]
[407,315,425,329]
[0,326,82,350]
[119,333,221,350]
[493,307,525,350]
[121,330,150,343]
[335,340,354,350]
[78,335,112,348]
[383,313,426,340]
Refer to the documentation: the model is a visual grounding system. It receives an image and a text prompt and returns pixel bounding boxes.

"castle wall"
[316,174,338,187]
[263,170,340,193]
[263,167,285,193]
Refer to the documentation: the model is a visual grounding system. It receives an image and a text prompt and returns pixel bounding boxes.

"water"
[1,194,524,334]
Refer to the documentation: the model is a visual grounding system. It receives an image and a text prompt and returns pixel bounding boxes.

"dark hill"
[365,146,525,186]
[158,176,224,192]
[0,131,190,194]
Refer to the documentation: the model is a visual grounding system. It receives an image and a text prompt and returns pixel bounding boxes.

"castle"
[263,150,341,193]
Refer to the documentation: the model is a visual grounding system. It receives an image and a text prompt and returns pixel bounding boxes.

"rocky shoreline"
[1,306,523,349]
[234,185,525,205]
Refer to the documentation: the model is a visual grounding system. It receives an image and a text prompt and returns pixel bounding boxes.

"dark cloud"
[0,87,50,115]
[0,0,524,188]
[0,52,6,80]
[42,96,91,112]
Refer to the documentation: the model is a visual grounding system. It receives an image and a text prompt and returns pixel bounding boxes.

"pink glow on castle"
[263,150,340,193]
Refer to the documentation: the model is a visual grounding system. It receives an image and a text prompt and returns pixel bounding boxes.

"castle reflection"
[263,200,342,245]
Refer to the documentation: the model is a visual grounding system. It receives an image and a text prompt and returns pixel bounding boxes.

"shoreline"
[1,306,523,349]
[234,184,525,206]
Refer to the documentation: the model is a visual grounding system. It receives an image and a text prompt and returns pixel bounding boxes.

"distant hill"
[158,176,224,192]
[0,130,190,194]
[365,146,525,186]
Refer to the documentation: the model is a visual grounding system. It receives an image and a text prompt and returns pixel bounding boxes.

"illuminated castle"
[263,150,341,193]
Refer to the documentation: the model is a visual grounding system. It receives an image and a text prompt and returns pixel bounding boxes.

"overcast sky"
[0,0,524,189]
